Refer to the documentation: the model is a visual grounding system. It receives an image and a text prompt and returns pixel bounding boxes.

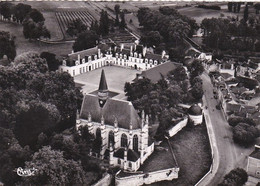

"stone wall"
[115,167,179,186]
[167,118,188,137]
[247,157,260,178]
[92,173,112,186]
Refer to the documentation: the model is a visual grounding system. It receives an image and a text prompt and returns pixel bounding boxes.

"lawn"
[74,66,139,99]
[150,122,212,186]
[0,21,73,57]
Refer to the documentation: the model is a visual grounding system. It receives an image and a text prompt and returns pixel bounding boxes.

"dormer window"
[88,56,92,61]
[62,60,67,66]
[124,55,127,59]
[75,60,80,66]
[94,55,97,60]
[145,59,148,63]
[134,52,137,58]
[154,60,158,65]
[149,59,153,64]
[139,54,142,58]
[116,53,118,58]
[82,58,85,64]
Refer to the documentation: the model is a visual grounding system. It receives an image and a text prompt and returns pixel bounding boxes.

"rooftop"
[80,94,142,130]
[138,62,180,83]
[249,145,260,159]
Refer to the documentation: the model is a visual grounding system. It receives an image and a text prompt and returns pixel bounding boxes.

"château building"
[59,43,169,77]
[78,69,154,172]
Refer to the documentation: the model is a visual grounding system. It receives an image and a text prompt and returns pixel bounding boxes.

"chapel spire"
[98,69,108,107]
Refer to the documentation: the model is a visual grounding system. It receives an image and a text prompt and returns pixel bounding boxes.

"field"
[55,11,95,40]
[73,66,139,100]
[151,123,212,186]
[0,21,73,57]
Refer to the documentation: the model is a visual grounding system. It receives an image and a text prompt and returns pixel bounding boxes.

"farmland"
[55,11,95,40]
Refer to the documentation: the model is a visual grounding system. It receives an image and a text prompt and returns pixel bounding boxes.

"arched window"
[121,133,128,148]
[133,135,138,152]
[96,128,101,140]
[108,131,114,146]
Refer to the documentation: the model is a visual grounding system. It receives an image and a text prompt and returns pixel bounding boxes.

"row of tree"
[218,168,248,186]
[201,17,260,52]
[0,2,50,40]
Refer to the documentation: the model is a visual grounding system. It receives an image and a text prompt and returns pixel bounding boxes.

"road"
[201,73,253,185]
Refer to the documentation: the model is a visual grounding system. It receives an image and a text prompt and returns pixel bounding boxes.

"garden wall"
[167,118,188,137]
[115,167,179,186]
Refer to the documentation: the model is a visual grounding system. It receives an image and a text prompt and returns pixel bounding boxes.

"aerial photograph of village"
[0,1,260,185]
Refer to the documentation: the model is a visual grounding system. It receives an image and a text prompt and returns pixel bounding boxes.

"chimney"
[120,44,124,51]
[142,46,147,57]
[162,50,166,59]
[98,49,101,58]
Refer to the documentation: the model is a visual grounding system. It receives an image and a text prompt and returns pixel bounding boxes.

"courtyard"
[74,66,139,99]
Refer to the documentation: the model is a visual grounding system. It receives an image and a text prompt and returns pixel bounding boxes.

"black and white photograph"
[0,1,260,185]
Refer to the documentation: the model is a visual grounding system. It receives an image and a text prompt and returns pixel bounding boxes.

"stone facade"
[59,44,168,77]
[247,145,260,179]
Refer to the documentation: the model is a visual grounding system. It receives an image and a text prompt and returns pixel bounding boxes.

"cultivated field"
[55,11,95,39]
[73,66,139,100]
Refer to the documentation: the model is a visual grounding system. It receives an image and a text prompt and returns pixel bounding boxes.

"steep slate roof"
[80,94,142,129]
[139,62,180,83]
[68,47,98,61]
[249,146,260,159]
[99,69,108,91]
[145,53,163,62]
[114,148,140,162]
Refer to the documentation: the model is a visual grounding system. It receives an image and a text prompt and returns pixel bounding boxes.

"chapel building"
[78,69,154,172]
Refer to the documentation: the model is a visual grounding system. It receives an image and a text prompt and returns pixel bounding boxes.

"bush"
[197,4,221,10]
[228,116,256,127]
[232,123,259,146]
[219,168,248,186]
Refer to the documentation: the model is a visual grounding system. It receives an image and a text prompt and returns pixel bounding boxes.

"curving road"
[200,73,253,185]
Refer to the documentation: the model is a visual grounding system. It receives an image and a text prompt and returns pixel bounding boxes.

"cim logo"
[16,167,37,177]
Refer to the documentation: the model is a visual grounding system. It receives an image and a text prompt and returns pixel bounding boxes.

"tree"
[90,20,99,34]
[23,146,87,185]
[0,127,32,185]
[99,10,109,36]
[119,12,126,29]
[219,168,248,186]
[0,2,13,20]
[188,59,204,79]
[23,18,50,40]
[168,65,187,82]
[114,4,120,26]
[233,123,259,146]
[228,116,256,127]
[244,4,249,23]
[190,80,203,100]
[14,100,60,147]
[140,31,162,48]
[72,31,99,52]
[13,3,32,23]
[0,31,16,60]
[40,52,60,71]
[67,18,87,37]
[29,9,45,23]
[228,2,233,12]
